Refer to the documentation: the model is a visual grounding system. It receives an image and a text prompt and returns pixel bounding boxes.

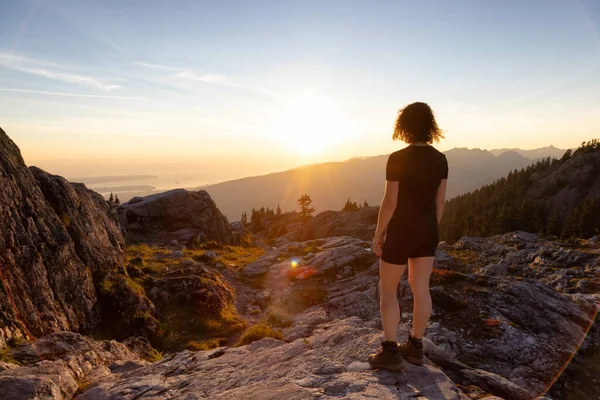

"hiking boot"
[368,340,403,371]
[397,337,423,366]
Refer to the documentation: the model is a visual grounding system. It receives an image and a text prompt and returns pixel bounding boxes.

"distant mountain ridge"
[489,145,570,160]
[204,145,568,221]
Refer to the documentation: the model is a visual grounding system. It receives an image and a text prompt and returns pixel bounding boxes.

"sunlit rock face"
[0,127,126,344]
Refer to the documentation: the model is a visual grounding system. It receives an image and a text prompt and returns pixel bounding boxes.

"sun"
[271,89,351,156]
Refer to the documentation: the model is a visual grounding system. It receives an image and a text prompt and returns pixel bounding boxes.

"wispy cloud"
[133,61,185,72]
[0,88,143,99]
[135,61,279,97]
[176,71,229,84]
[0,52,120,91]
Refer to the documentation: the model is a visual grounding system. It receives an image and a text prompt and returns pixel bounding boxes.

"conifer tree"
[298,194,315,221]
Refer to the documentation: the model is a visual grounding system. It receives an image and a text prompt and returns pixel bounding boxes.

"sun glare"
[271,89,352,156]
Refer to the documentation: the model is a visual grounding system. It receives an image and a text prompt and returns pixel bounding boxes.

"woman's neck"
[411,142,430,147]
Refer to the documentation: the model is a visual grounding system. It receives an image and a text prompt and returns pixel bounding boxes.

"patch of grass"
[155,303,246,352]
[446,248,480,269]
[187,338,227,351]
[234,323,284,346]
[126,277,145,295]
[0,337,27,365]
[144,347,164,362]
[302,245,321,255]
[127,243,154,259]
[140,262,163,275]
[61,214,71,227]
[188,245,264,269]
[100,276,114,293]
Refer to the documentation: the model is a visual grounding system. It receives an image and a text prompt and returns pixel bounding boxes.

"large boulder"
[119,189,235,245]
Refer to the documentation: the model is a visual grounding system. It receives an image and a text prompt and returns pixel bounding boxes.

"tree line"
[440,139,600,243]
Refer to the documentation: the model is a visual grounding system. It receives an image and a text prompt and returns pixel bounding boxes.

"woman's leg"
[407,256,434,339]
[379,259,407,341]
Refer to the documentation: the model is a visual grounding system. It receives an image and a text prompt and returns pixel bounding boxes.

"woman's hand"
[372,230,384,257]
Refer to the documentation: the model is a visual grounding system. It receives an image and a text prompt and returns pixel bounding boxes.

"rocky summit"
[0,127,598,400]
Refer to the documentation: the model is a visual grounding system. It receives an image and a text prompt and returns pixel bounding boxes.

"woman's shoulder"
[428,146,447,160]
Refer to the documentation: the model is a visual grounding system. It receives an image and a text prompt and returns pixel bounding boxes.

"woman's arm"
[435,179,447,224]
[373,180,399,256]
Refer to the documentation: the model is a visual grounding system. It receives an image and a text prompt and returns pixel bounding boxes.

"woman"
[367,102,448,370]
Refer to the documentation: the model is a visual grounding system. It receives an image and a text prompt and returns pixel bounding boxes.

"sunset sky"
[1,0,599,182]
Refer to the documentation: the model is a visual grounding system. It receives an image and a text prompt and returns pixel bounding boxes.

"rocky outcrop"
[0,127,156,345]
[74,318,466,400]
[0,332,152,399]
[235,233,598,398]
[119,189,236,246]
[0,129,108,343]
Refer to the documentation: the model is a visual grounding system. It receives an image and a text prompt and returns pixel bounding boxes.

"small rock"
[149,286,161,299]
[159,291,170,302]
[180,258,195,267]
[204,251,218,259]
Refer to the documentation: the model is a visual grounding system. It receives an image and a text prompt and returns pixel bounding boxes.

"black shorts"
[380,217,439,265]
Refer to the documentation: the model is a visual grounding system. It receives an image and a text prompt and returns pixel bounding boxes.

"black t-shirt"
[386,145,448,223]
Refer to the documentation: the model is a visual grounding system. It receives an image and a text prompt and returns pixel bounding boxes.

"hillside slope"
[440,140,600,243]
[205,147,546,220]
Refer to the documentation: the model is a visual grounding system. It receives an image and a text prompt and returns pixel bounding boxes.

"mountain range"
[204,146,569,221]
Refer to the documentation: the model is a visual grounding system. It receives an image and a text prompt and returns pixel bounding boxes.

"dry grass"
[122,243,260,352]
[234,323,284,346]
[187,338,227,351]
[156,303,246,352]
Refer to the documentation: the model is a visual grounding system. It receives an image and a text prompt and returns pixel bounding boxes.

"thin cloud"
[135,60,279,97]
[176,71,229,84]
[133,61,185,72]
[0,52,120,92]
[0,88,143,99]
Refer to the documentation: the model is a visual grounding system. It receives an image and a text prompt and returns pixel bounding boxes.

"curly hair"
[393,102,443,144]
